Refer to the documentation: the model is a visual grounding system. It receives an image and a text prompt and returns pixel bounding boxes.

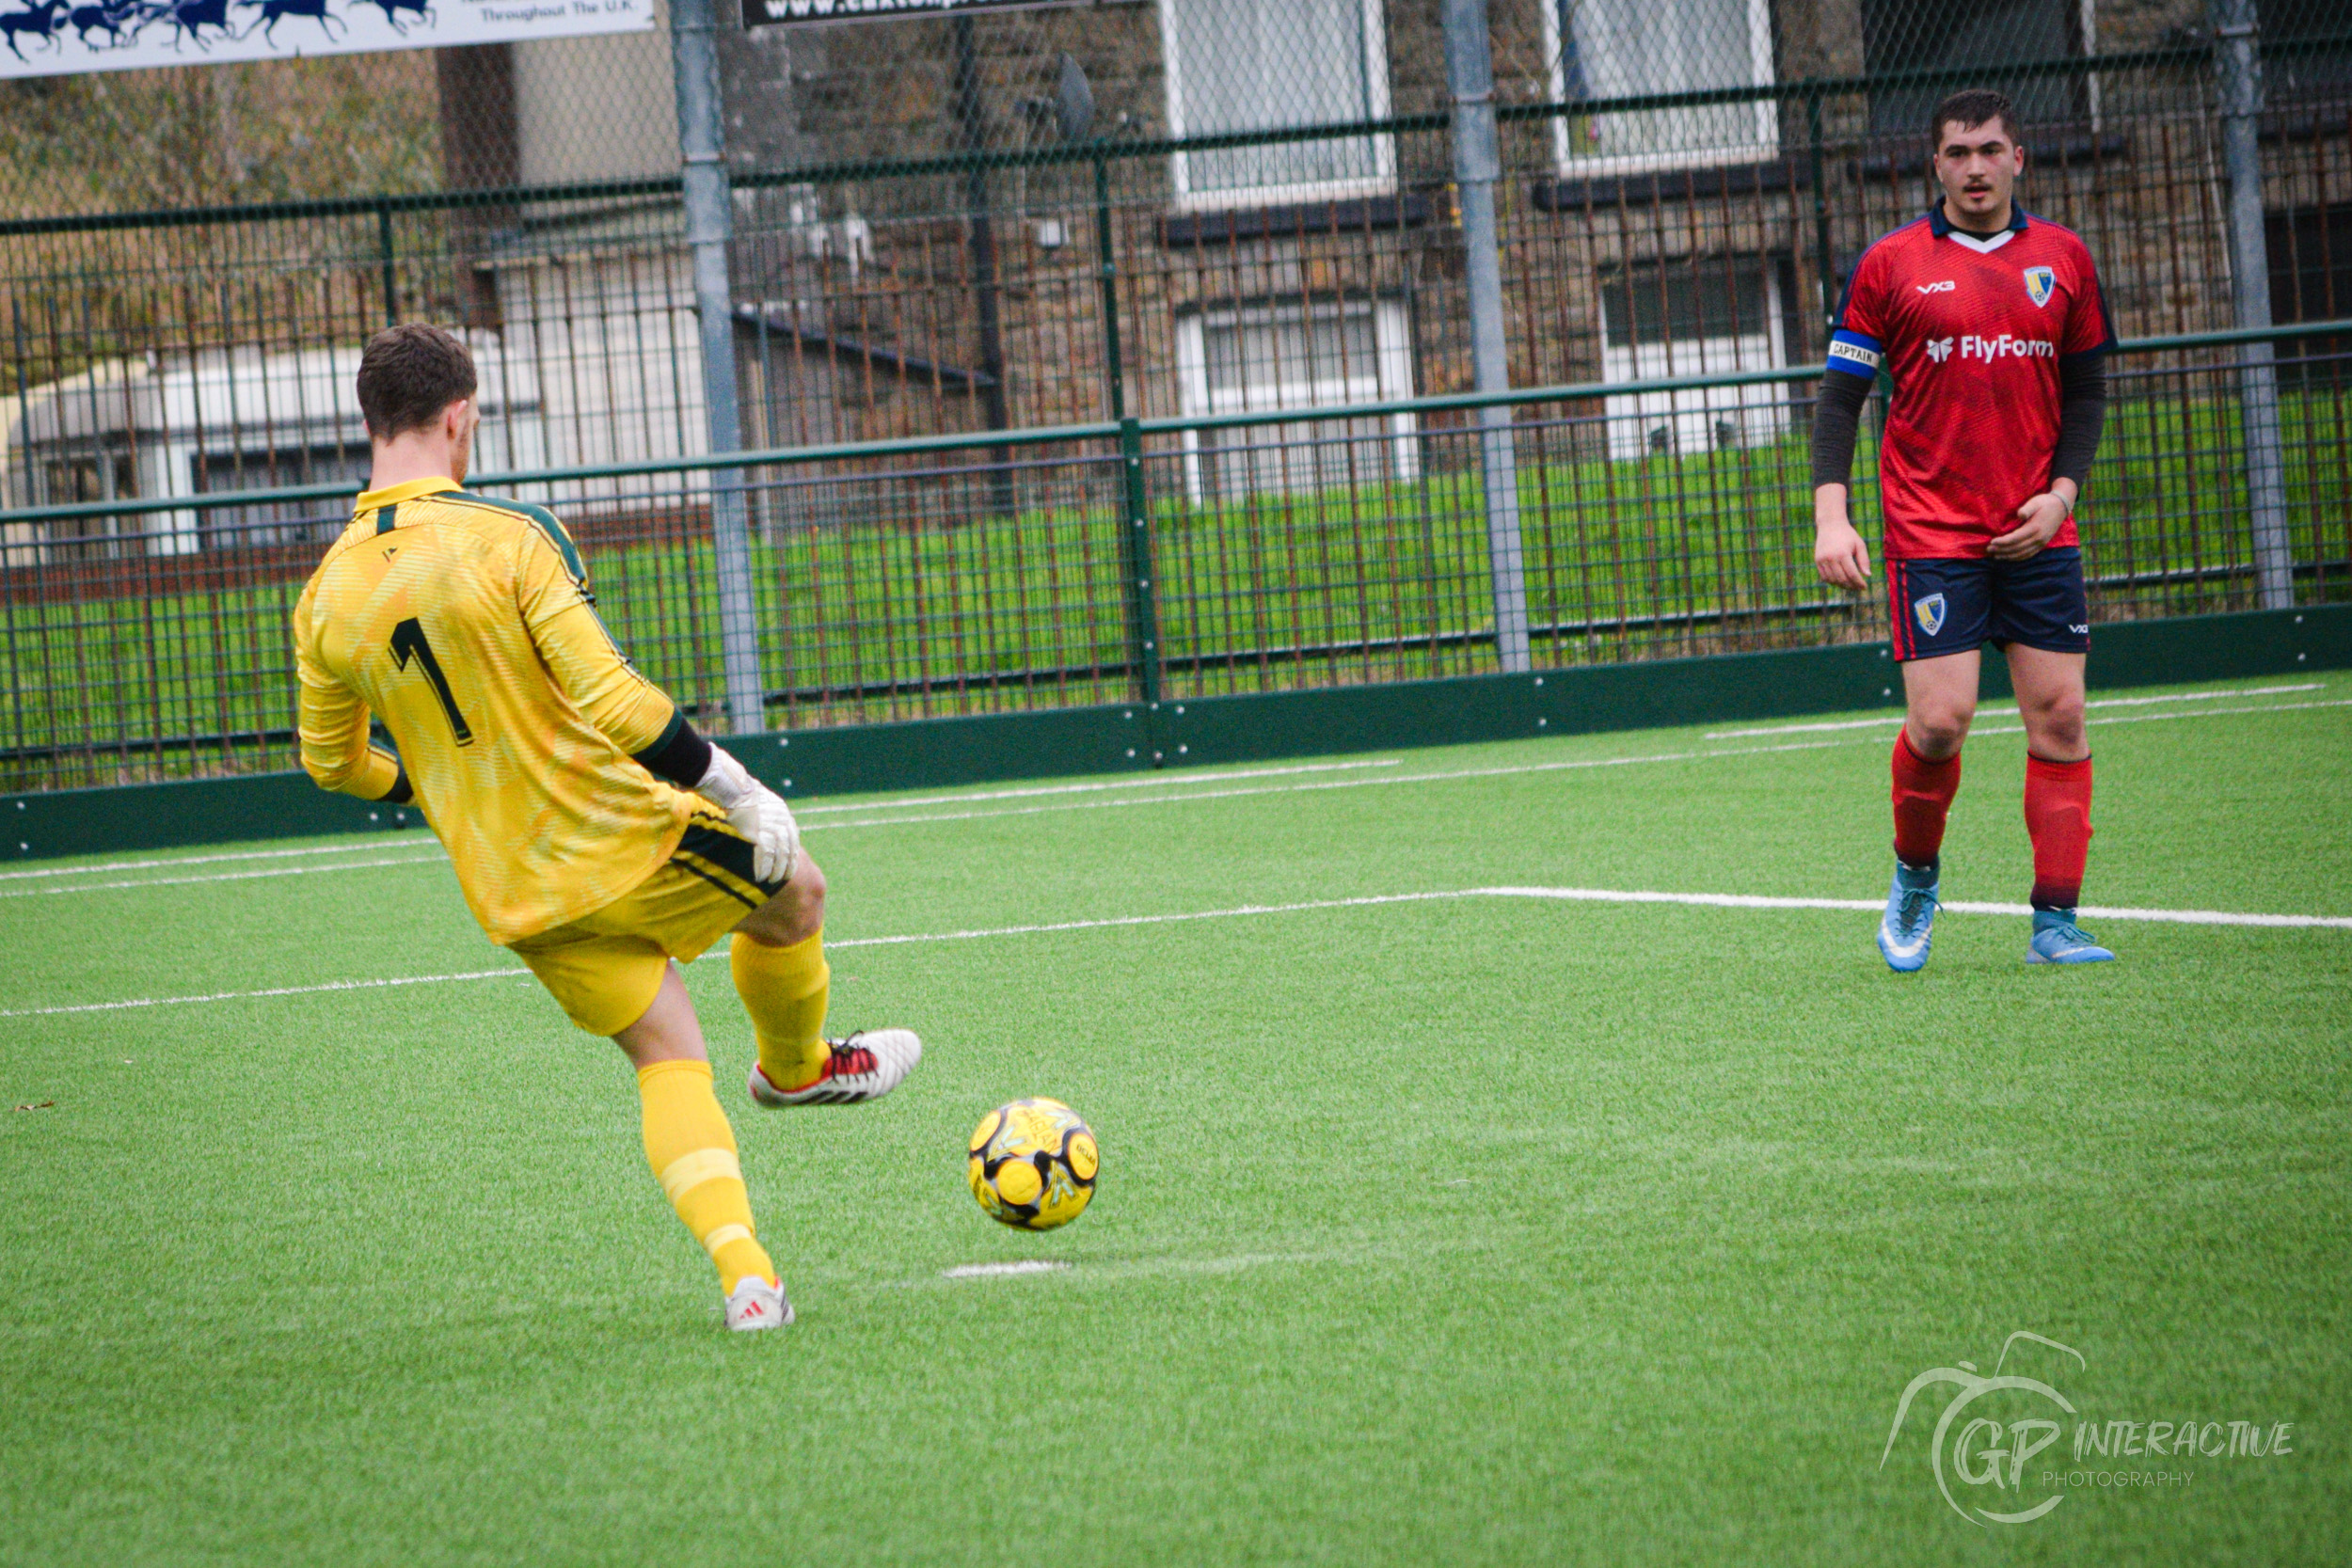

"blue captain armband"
[1825,330,1883,378]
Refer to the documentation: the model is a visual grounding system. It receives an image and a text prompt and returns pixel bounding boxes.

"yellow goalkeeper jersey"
[293,476,697,944]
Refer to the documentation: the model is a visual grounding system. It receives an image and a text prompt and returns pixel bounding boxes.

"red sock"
[2024,753,2094,910]
[1890,730,1962,866]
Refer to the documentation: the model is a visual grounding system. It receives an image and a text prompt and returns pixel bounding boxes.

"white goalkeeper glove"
[694,744,799,885]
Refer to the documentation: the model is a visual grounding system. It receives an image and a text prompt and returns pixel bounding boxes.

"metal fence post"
[376,200,398,328]
[951,15,1015,516]
[1118,417,1163,730]
[1807,90,1836,330]
[1442,0,1531,674]
[2214,0,2294,609]
[1094,154,1126,422]
[670,0,768,733]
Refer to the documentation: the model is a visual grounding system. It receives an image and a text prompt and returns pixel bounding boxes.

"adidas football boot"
[748,1029,923,1107]
[724,1274,794,1332]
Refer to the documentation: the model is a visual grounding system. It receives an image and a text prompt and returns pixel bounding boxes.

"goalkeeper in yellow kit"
[294,324,919,1332]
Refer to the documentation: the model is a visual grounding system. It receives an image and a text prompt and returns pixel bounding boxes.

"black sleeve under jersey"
[1808,371,1874,489]
[1810,356,2107,493]
[2051,353,2109,487]
[631,713,714,788]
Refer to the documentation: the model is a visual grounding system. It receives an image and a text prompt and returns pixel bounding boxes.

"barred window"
[1597,256,1793,461]
[1860,0,2086,137]
[1173,295,1417,501]
[1157,0,1394,209]
[1544,0,1778,174]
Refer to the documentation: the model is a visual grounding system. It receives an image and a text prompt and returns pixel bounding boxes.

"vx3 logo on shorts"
[1925,337,1955,363]
[2024,266,2057,307]
[1916,280,1957,293]
[1914,593,1947,636]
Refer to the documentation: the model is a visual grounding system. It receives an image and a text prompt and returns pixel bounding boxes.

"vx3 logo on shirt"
[1915,280,1957,293]
[1925,338,1956,363]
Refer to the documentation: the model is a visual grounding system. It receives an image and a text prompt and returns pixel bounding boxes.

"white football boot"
[724,1274,794,1332]
[747,1029,923,1108]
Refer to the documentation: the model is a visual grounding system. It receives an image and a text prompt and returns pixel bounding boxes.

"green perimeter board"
[8,605,2347,862]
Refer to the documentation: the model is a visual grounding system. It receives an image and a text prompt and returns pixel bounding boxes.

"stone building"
[413,0,2349,499]
[10,0,2347,552]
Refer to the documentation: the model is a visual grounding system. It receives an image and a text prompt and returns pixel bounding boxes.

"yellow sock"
[636,1059,774,1292]
[733,927,831,1090]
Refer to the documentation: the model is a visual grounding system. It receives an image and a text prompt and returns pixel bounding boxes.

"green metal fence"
[1,316,2344,791]
[9,38,2352,518]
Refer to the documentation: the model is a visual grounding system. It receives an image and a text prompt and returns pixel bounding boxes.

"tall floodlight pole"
[2214,0,2293,610]
[1442,0,1531,673]
[672,0,769,732]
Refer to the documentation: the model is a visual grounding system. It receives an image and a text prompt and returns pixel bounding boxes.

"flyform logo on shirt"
[2024,266,2057,307]
[1925,337,1956,363]
[1959,334,2055,362]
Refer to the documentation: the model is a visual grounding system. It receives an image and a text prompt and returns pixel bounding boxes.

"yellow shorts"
[509,807,789,1036]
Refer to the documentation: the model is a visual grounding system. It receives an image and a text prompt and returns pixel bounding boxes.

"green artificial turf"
[1,675,2347,1564]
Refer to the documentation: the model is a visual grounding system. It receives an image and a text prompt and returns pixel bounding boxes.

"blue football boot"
[2027,909,2115,964]
[1876,859,1940,973]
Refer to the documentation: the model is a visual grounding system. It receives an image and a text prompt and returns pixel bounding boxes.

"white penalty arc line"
[9,885,2344,1018]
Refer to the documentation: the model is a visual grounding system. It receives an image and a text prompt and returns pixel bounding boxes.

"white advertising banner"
[0,0,653,80]
[743,0,1079,24]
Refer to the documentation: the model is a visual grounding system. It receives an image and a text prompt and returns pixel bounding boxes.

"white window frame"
[1157,0,1396,213]
[1172,294,1417,503]
[1541,0,1779,177]
[1597,260,1789,461]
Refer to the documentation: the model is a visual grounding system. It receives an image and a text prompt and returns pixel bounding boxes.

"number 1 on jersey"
[389,617,475,744]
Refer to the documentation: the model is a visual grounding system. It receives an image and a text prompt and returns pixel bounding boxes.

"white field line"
[11,884,2344,1018]
[0,855,446,899]
[1,966,532,1018]
[0,765,1390,891]
[1482,885,2352,928]
[942,1260,1071,1279]
[1704,683,2324,738]
[0,838,446,882]
[791,758,1395,816]
[807,699,2352,835]
[9,743,1843,895]
[1963,697,2352,739]
[805,738,1861,834]
[15,694,2351,897]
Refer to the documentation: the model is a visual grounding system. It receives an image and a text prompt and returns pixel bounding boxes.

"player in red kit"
[1812,88,2116,970]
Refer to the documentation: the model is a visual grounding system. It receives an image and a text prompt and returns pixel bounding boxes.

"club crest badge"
[2023,266,2057,308]
[1914,593,1948,637]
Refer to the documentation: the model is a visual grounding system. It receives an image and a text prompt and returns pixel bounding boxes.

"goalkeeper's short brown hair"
[357,324,478,439]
